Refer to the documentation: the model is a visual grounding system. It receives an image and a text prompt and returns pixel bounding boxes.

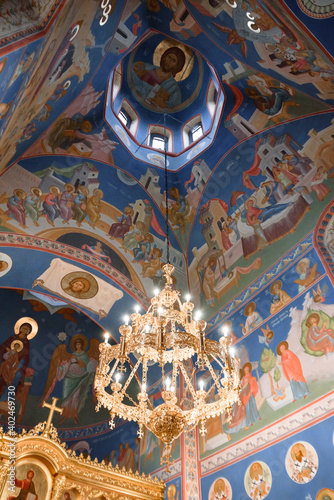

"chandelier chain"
[163,112,170,264]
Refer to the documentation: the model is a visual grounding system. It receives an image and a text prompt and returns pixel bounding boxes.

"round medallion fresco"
[285,441,318,484]
[128,35,203,113]
[0,252,12,277]
[244,461,272,500]
[209,477,233,500]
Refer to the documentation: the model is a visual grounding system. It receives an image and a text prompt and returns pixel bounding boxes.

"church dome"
[106,32,224,169]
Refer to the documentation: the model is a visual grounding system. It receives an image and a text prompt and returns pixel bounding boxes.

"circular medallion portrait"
[147,152,170,167]
[128,35,203,113]
[0,252,12,277]
[61,271,98,299]
[209,477,232,500]
[244,461,272,500]
[285,441,318,484]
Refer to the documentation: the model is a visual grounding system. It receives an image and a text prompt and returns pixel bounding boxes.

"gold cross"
[42,397,63,435]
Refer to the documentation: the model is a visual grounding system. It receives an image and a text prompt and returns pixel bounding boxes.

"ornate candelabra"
[95,264,240,470]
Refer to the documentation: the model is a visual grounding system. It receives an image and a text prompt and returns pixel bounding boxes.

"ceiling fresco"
[0,1,333,499]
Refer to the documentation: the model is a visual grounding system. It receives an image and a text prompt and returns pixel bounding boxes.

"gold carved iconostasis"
[0,0,333,499]
[0,422,164,499]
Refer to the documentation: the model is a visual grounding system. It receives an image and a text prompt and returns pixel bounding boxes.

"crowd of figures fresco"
[0,0,333,499]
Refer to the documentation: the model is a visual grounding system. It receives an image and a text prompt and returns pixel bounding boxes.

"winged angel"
[41,335,100,424]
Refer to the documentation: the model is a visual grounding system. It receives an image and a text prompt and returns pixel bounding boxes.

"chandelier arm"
[204,339,224,358]
[107,358,120,382]
[203,354,223,391]
[178,362,198,401]
[210,354,227,372]
[206,381,216,399]
[120,357,142,396]
[190,365,196,381]
[122,393,140,408]
[146,396,154,411]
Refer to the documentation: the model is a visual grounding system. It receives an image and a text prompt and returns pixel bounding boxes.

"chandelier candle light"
[94,116,241,470]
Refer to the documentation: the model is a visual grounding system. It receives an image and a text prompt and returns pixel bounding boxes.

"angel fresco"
[41,335,99,424]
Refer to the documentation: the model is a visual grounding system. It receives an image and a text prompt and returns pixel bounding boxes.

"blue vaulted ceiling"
[0,0,333,488]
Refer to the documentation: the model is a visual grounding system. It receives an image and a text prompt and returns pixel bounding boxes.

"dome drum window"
[117,100,138,136]
[183,114,204,148]
[147,125,173,153]
[189,122,203,143]
[118,108,131,129]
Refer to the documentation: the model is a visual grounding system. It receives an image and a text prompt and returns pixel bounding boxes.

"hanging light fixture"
[94,115,241,470]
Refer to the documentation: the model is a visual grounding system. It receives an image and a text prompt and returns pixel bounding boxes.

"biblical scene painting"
[198,248,334,459]
[0,288,110,431]
[65,419,140,471]
[0,0,126,170]
[188,116,334,316]
[187,0,334,102]
[0,157,184,301]
[221,67,330,136]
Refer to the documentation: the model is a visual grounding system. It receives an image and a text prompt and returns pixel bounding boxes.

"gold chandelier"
[95,264,240,469]
[94,116,240,470]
